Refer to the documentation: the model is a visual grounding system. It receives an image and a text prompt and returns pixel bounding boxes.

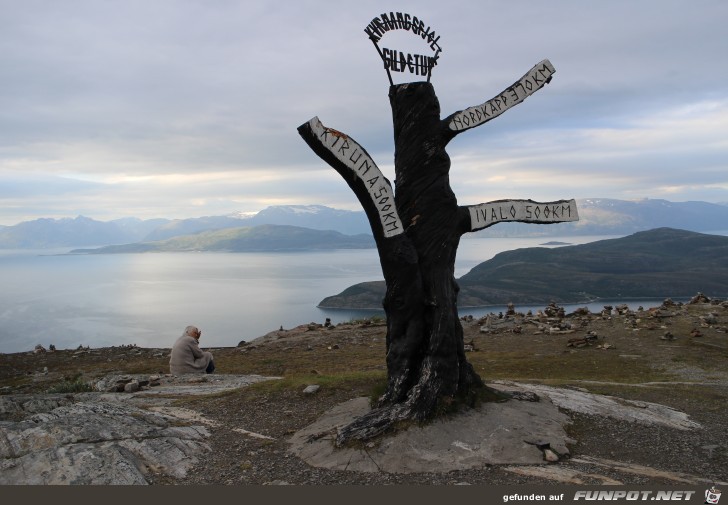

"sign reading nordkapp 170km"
[449,60,555,132]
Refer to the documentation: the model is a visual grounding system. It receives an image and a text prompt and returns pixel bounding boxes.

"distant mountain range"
[0,215,168,249]
[0,205,369,249]
[70,225,374,254]
[318,228,728,308]
[470,198,728,238]
[1,199,728,249]
[142,205,372,242]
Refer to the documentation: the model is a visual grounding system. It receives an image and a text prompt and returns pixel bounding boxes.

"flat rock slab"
[133,374,277,397]
[0,373,279,484]
[0,399,210,484]
[95,373,278,398]
[289,382,701,474]
[289,396,574,473]
[495,381,701,430]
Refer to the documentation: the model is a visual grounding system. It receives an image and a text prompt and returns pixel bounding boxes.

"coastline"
[1,297,726,485]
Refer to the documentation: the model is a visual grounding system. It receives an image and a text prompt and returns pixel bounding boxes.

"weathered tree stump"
[298,60,576,446]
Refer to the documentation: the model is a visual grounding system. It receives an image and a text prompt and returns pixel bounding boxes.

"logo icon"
[706,487,722,505]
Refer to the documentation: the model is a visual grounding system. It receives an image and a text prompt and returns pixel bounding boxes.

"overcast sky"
[1,0,727,225]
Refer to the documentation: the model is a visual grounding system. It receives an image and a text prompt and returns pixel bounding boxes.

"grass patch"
[469,349,674,384]
[368,377,389,405]
[215,341,386,378]
[47,376,93,394]
[348,315,386,325]
[673,341,728,373]
[247,370,386,394]
[179,369,387,414]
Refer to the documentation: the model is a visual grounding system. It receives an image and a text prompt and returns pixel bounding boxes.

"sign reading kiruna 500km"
[303,116,403,237]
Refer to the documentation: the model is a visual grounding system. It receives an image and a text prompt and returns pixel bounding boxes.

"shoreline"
[1,295,712,355]
[1,297,726,484]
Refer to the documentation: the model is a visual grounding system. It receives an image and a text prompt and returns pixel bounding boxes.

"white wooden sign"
[305,117,404,237]
[448,59,555,132]
[468,199,578,231]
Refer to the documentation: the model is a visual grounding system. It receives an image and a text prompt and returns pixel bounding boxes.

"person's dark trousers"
[206,360,215,374]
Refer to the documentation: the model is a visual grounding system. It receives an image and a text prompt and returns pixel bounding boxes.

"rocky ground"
[1,294,727,485]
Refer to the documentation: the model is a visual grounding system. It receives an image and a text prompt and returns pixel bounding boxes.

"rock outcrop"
[0,396,209,484]
[0,373,279,484]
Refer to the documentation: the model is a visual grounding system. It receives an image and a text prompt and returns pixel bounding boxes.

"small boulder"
[124,381,140,393]
[543,448,560,462]
[660,331,676,341]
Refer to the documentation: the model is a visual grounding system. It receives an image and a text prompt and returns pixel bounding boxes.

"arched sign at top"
[364,12,442,85]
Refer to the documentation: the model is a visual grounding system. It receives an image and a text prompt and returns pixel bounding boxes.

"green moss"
[348,315,386,325]
[47,377,93,393]
[368,377,389,406]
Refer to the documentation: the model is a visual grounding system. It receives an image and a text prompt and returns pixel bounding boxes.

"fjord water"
[0,234,662,353]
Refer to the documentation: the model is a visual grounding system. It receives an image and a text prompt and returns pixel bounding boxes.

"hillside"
[319,228,728,308]
[70,224,375,253]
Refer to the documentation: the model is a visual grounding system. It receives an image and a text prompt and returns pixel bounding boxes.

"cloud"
[448,98,728,205]
[1,0,727,225]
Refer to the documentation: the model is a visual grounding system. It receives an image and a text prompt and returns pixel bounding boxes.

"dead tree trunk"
[383,81,484,408]
[298,83,482,444]
[298,60,573,446]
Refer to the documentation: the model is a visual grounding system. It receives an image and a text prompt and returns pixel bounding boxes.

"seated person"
[169,325,215,374]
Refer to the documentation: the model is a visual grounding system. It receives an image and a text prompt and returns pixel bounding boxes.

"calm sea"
[0,234,694,353]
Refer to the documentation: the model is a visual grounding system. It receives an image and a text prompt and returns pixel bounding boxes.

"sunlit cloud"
[1,1,727,225]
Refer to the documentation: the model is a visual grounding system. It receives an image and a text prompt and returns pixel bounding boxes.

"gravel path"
[166,379,727,486]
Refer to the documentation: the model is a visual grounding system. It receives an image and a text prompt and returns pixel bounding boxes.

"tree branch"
[297,117,404,241]
[298,116,428,425]
[443,59,555,139]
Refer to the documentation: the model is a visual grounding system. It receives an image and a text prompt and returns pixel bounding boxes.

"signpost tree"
[298,12,579,446]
